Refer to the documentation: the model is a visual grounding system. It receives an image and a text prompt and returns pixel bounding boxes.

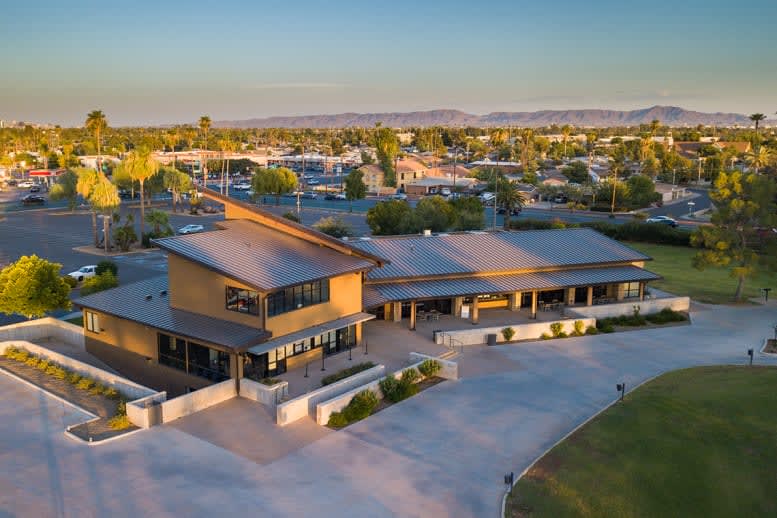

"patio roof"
[247,312,375,356]
[74,277,269,352]
[362,266,660,307]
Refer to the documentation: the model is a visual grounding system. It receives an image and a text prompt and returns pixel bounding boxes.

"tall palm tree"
[75,167,100,247]
[90,173,120,253]
[85,110,107,172]
[749,113,766,140]
[497,178,526,230]
[560,124,572,158]
[609,148,626,216]
[746,146,771,175]
[199,115,211,149]
[124,148,159,239]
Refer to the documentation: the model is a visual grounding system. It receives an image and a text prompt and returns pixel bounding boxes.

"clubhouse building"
[75,190,659,396]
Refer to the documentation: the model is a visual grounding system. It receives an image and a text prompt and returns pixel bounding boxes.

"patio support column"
[355,323,363,345]
[639,282,645,301]
[231,353,241,393]
[566,288,575,306]
[383,304,391,321]
[616,283,625,301]
[392,302,402,322]
[531,290,538,319]
[471,296,479,325]
[586,286,593,306]
[410,300,417,331]
[509,292,520,311]
[453,297,463,317]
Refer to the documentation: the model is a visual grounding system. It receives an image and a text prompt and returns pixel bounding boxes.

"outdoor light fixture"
[616,382,626,402]
[760,287,771,302]
[747,348,754,366]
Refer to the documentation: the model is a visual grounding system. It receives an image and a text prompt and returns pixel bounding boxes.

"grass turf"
[507,366,777,518]
[627,242,777,304]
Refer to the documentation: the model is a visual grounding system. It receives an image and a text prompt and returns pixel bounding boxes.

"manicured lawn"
[628,242,777,304]
[507,366,777,518]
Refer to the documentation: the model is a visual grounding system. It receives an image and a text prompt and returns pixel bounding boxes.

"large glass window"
[266,280,329,317]
[226,286,259,315]
[158,334,186,371]
[157,333,230,382]
[624,282,641,299]
[85,311,100,333]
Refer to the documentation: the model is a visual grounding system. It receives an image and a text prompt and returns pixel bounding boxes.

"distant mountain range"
[213,106,751,129]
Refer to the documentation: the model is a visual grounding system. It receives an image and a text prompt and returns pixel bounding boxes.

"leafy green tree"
[496,179,527,229]
[49,169,79,211]
[251,167,297,205]
[199,115,211,149]
[123,148,159,238]
[0,255,71,319]
[746,146,772,175]
[162,166,193,212]
[313,216,354,238]
[366,200,416,235]
[344,169,366,213]
[373,124,399,187]
[415,195,455,233]
[692,171,777,300]
[561,161,589,184]
[625,175,660,209]
[145,209,173,237]
[113,215,138,251]
[360,150,374,165]
[450,196,485,230]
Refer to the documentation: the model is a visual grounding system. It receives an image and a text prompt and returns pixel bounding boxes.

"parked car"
[177,224,205,235]
[307,179,320,186]
[552,195,568,204]
[497,207,522,215]
[21,194,46,205]
[645,215,678,227]
[301,191,318,199]
[18,180,35,188]
[324,193,347,201]
[67,265,97,282]
[29,185,41,193]
[118,188,139,199]
[389,193,408,201]
[479,192,495,204]
[233,182,252,191]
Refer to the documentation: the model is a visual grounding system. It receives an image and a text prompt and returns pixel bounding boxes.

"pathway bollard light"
[304,362,309,378]
[321,353,326,372]
[504,472,514,487]
[364,339,368,355]
[616,382,625,402]
[348,343,352,361]
[748,348,754,366]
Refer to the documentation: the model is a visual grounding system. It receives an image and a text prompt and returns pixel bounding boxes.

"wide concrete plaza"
[2,301,776,517]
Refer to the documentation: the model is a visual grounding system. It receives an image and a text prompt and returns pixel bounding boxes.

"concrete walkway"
[1,302,776,517]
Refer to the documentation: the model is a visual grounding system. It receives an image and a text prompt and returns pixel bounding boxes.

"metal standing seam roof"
[153,219,376,291]
[350,228,651,281]
[248,312,375,356]
[74,277,269,351]
[361,266,661,308]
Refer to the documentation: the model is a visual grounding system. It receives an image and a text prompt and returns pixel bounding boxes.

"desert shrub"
[585,325,599,335]
[418,359,441,378]
[103,387,120,399]
[573,320,585,336]
[645,308,687,324]
[79,271,118,296]
[380,371,419,403]
[107,414,132,430]
[321,362,375,386]
[95,260,118,276]
[401,368,420,384]
[62,275,78,288]
[76,378,95,391]
[89,383,106,395]
[540,333,551,340]
[282,211,300,223]
[259,377,282,386]
[549,322,563,337]
[343,389,379,422]
[327,411,349,428]
[25,355,41,367]
[37,359,51,372]
[501,326,515,342]
[557,331,568,338]
[66,371,82,384]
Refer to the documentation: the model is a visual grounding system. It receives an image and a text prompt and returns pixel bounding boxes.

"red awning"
[28,169,65,177]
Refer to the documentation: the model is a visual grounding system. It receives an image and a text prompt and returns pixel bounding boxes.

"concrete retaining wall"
[315,354,459,425]
[126,392,168,428]
[566,297,690,320]
[409,353,459,380]
[276,364,386,426]
[437,317,596,346]
[0,317,84,348]
[239,378,289,407]
[158,379,236,423]
[0,340,156,401]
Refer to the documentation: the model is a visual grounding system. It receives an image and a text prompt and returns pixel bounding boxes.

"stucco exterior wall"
[239,378,289,407]
[437,318,597,346]
[167,254,265,329]
[158,379,236,423]
[0,317,84,347]
[265,272,363,337]
[567,296,690,319]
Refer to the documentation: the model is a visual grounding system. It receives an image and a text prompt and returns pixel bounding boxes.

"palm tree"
[85,110,107,172]
[749,113,766,141]
[609,148,626,216]
[124,149,159,239]
[90,173,120,253]
[199,115,211,149]
[75,167,100,246]
[497,178,526,230]
[560,124,572,158]
[746,146,772,175]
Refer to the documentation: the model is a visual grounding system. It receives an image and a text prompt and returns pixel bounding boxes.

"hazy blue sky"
[2,0,775,126]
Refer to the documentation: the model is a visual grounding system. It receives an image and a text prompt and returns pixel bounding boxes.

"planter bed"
[764,339,777,354]
[371,376,445,415]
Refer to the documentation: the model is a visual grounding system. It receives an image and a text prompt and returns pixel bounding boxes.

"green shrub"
[259,377,282,386]
[116,399,127,416]
[645,308,688,324]
[327,411,349,428]
[501,326,515,342]
[585,325,599,335]
[418,359,441,378]
[66,371,82,384]
[342,389,379,422]
[37,359,51,372]
[95,260,118,277]
[550,322,563,338]
[25,356,41,367]
[401,368,420,385]
[573,320,585,337]
[103,387,120,399]
[557,331,568,338]
[107,414,132,430]
[62,275,78,288]
[579,221,691,247]
[321,362,375,386]
[379,372,420,403]
[89,383,106,395]
[76,378,95,391]
[79,271,119,296]
[540,333,551,340]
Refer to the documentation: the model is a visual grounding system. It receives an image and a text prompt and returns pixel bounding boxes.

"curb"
[0,365,97,419]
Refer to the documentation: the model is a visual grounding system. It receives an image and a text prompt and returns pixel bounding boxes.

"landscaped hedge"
[596,308,687,332]
[379,368,420,403]
[327,389,379,428]
[2,345,131,429]
[509,218,691,247]
[321,361,375,386]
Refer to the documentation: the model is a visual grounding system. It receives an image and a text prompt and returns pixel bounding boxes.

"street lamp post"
[687,201,695,217]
